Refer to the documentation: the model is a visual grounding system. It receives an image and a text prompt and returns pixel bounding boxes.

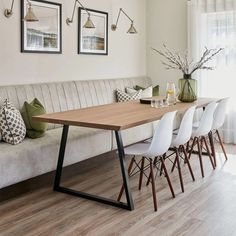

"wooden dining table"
[33,97,220,211]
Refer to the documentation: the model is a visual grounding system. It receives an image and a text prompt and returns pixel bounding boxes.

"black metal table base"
[53,125,134,211]
[55,186,130,210]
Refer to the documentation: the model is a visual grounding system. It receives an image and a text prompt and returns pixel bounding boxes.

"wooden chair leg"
[146,172,151,186]
[171,157,177,173]
[159,154,166,177]
[149,158,158,211]
[160,156,175,198]
[197,137,204,178]
[117,156,135,202]
[208,131,217,167]
[186,141,190,153]
[216,129,228,161]
[175,148,184,193]
[184,140,190,164]
[138,157,145,190]
[146,156,157,186]
[188,137,197,160]
[159,163,163,176]
[182,145,195,181]
[202,136,215,170]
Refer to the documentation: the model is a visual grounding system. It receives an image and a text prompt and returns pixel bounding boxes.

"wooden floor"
[1,144,236,236]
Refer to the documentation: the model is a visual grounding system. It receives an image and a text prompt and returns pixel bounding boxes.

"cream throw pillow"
[126,86,153,98]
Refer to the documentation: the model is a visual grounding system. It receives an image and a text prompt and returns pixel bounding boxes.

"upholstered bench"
[0,77,154,189]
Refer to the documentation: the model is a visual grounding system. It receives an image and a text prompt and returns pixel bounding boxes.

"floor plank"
[0,144,236,236]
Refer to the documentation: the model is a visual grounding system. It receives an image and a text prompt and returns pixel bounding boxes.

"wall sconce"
[4,0,38,21]
[111,8,137,34]
[66,0,95,28]
[4,0,15,18]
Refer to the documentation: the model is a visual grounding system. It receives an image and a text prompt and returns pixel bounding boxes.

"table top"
[33,97,221,131]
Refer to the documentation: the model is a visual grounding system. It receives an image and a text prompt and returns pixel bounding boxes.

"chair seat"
[191,126,209,137]
[146,132,179,147]
[124,143,150,156]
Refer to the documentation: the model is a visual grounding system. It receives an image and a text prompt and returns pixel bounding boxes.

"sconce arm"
[119,8,133,23]
[67,0,90,25]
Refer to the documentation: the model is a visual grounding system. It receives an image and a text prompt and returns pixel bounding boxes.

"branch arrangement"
[152,44,223,76]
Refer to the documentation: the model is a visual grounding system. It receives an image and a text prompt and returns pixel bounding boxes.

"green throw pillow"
[134,85,159,96]
[20,98,48,139]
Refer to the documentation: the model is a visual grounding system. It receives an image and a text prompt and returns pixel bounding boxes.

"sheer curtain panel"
[188,0,236,144]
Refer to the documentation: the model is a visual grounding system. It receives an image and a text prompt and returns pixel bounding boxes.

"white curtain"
[188,0,236,144]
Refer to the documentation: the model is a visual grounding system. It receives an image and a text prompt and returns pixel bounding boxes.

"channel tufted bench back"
[0,76,152,130]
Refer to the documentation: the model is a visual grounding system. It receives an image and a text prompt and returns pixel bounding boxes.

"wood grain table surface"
[33,97,221,131]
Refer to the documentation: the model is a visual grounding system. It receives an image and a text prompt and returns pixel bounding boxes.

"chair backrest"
[172,106,196,147]
[194,101,217,137]
[212,98,229,130]
[146,111,177,157]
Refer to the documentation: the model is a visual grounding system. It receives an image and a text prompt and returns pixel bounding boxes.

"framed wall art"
[21,0,62,54]
[78,8,108,55]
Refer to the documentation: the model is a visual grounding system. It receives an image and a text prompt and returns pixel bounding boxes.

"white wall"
[0,0,146,86]
[147,0,187,94]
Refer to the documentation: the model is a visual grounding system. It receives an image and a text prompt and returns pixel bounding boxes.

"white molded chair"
[117,111,177,211]
[169,106,196,193]
[211,98,229,163]
[188,102,217,177]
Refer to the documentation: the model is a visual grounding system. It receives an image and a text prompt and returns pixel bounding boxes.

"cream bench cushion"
[0,126,111,189]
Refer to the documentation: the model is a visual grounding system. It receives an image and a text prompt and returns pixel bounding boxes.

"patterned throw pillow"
[126,86,153,98]
[0,102,1,142]
[0,100,26,145]
[116,89,142,102]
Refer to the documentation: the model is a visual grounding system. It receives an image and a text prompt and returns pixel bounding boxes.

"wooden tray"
[139,98,153,104]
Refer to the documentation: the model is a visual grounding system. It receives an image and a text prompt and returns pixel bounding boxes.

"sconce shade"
[24,5,39,22]
[83,16,95,28]
[127,23,137,34]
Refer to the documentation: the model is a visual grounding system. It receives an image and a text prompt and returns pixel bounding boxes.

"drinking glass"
[151,99,156,108]
[154,100,159,108]
[158,99,164,107]
[166,82,176,106]
[163,98,168,107]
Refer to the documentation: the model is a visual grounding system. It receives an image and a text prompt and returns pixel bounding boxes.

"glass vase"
[178,75,197,102]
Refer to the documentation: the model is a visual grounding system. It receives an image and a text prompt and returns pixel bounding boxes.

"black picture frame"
[21,0,62,54]
[78,8,108,55]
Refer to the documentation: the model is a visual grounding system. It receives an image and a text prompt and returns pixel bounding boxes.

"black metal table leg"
[115,131,134,210]
[53,125,134,211]
[54,125,69,190]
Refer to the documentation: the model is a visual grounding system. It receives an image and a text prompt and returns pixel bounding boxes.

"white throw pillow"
[0,99,26,145]
[116,89,142,102]
[126,86,153,98]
